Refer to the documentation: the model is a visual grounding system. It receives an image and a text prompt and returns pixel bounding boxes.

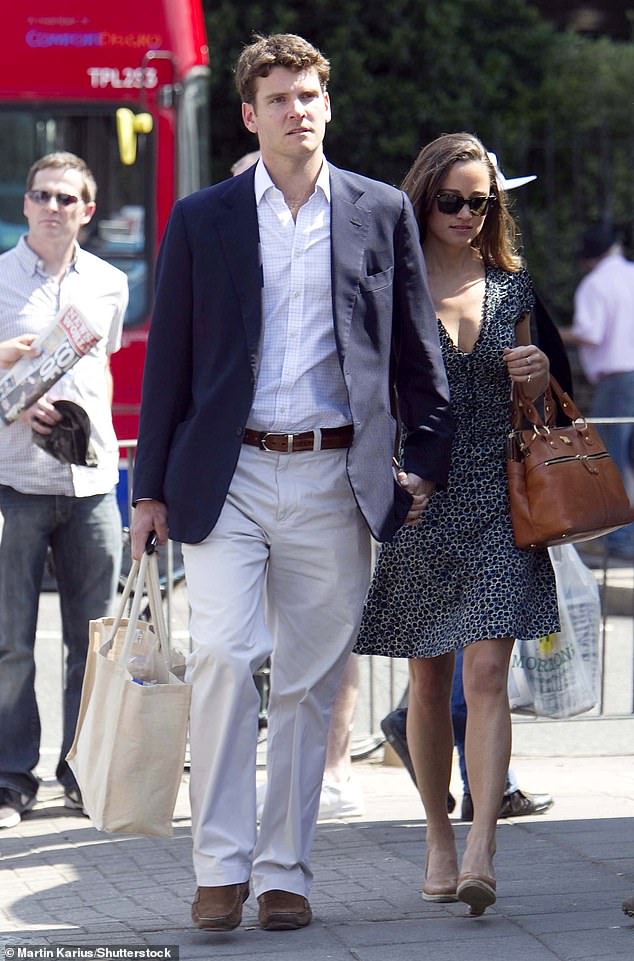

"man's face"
[241,66,331,163]
[24,166,95,249]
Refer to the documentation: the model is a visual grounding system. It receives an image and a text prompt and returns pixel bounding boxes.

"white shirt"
[572,252,634,384]
[0,236,128,496]
[247,159,351,432]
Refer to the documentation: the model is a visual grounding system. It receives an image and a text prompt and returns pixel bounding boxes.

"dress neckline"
[438,268,490,356]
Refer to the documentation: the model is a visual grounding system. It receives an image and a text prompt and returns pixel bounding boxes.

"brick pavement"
[1,754,633,961]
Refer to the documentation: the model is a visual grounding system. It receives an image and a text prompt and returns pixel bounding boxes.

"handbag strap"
[511,375,583,432]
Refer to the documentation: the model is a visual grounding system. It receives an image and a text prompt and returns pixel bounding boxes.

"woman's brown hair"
[401,132,522,272]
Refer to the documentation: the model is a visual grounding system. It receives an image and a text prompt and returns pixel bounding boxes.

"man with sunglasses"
[0,151,127,829]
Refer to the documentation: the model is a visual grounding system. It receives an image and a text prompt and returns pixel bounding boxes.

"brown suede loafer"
[257,889,312,930]
[191,881,250,931]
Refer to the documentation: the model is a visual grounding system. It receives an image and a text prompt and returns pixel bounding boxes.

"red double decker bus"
[0,1,210,447]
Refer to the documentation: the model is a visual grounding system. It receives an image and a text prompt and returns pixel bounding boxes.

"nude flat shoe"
[456,873,496,916]
[422,853,458,903]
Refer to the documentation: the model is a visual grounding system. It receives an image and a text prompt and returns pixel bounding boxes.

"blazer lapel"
[215,174,262,377]
[329,165,370,359]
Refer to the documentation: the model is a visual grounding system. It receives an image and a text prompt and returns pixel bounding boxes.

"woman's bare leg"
[408,652,457,893]
[460,637,514,883]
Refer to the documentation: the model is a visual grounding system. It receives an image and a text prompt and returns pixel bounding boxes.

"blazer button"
[236,427,243,436]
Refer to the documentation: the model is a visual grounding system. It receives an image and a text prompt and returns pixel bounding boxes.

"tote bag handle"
[106,535,171,672]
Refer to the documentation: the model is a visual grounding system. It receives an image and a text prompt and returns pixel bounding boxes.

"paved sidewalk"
[1,754,633,961]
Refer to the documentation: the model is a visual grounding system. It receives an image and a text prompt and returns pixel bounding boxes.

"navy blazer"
[133,162,453,544]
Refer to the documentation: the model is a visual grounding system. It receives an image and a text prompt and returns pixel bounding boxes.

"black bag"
[32,400,97,466]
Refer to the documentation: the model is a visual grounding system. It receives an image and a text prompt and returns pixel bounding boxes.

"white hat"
[487,151,536,191]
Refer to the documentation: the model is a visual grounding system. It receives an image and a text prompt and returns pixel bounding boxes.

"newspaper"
[0,303,100,424]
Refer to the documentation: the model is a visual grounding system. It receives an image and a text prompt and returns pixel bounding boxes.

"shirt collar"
[253,157,331,206]
[16,235,81,276]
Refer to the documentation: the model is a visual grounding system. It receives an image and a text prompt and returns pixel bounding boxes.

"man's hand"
[19,395,62,435]
[397,471,436,526]
[130,499,169,560]
[0,334,39,369]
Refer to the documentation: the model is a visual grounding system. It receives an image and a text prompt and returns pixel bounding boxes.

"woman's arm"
[502,313,550,399]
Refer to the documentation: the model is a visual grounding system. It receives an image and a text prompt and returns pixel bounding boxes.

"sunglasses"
[435,191,494,216]
[26,189,80,208]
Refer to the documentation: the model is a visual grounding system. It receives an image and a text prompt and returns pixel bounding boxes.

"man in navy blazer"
[132,33,453,933]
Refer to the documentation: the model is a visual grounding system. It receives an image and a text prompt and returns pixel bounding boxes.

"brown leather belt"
[242,425,354,453]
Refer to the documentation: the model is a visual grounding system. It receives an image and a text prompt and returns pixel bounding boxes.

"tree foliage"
[204,0,552,183]
[202,0,634,320]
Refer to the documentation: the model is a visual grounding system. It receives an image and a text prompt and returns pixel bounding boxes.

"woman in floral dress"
[355,133,559,916]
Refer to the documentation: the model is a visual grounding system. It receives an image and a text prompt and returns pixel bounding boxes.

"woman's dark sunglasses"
[26,189,80,208]
[435,191,494,216]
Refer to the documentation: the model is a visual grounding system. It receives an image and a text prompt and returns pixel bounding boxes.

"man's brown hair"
[235,33,330,105]
[26,152,97,204]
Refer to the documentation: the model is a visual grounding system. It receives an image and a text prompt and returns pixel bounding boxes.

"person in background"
[230,149,262,177]
[564,223,634,562]
[0,335,38,368]
[318,654,365,817]
[131,33,453,935]
[566,226,634,919]
[0,151,127,829]
[355,132,559,917]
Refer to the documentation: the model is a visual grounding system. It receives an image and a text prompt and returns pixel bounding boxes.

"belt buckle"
[261,432,294,453]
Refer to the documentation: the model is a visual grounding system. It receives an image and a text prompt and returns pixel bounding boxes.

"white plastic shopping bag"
[508,544,601,718]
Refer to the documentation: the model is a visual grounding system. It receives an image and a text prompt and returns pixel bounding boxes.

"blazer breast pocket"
[361,266,394,292]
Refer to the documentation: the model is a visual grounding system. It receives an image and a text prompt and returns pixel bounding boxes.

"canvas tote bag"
[67,547,191,836]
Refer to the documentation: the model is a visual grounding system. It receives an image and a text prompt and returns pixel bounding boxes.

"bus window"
[0,107,152,329]
[179,70,211,196]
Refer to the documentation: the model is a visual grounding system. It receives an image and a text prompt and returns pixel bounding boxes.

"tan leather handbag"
[506,376,634,549]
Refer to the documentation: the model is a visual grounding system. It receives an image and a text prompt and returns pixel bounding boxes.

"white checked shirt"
[247,160,351,432]
[572,253,634,383]
[0,236,128,496]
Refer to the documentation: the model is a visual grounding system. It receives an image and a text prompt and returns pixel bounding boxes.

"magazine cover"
[0,304,100,424]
